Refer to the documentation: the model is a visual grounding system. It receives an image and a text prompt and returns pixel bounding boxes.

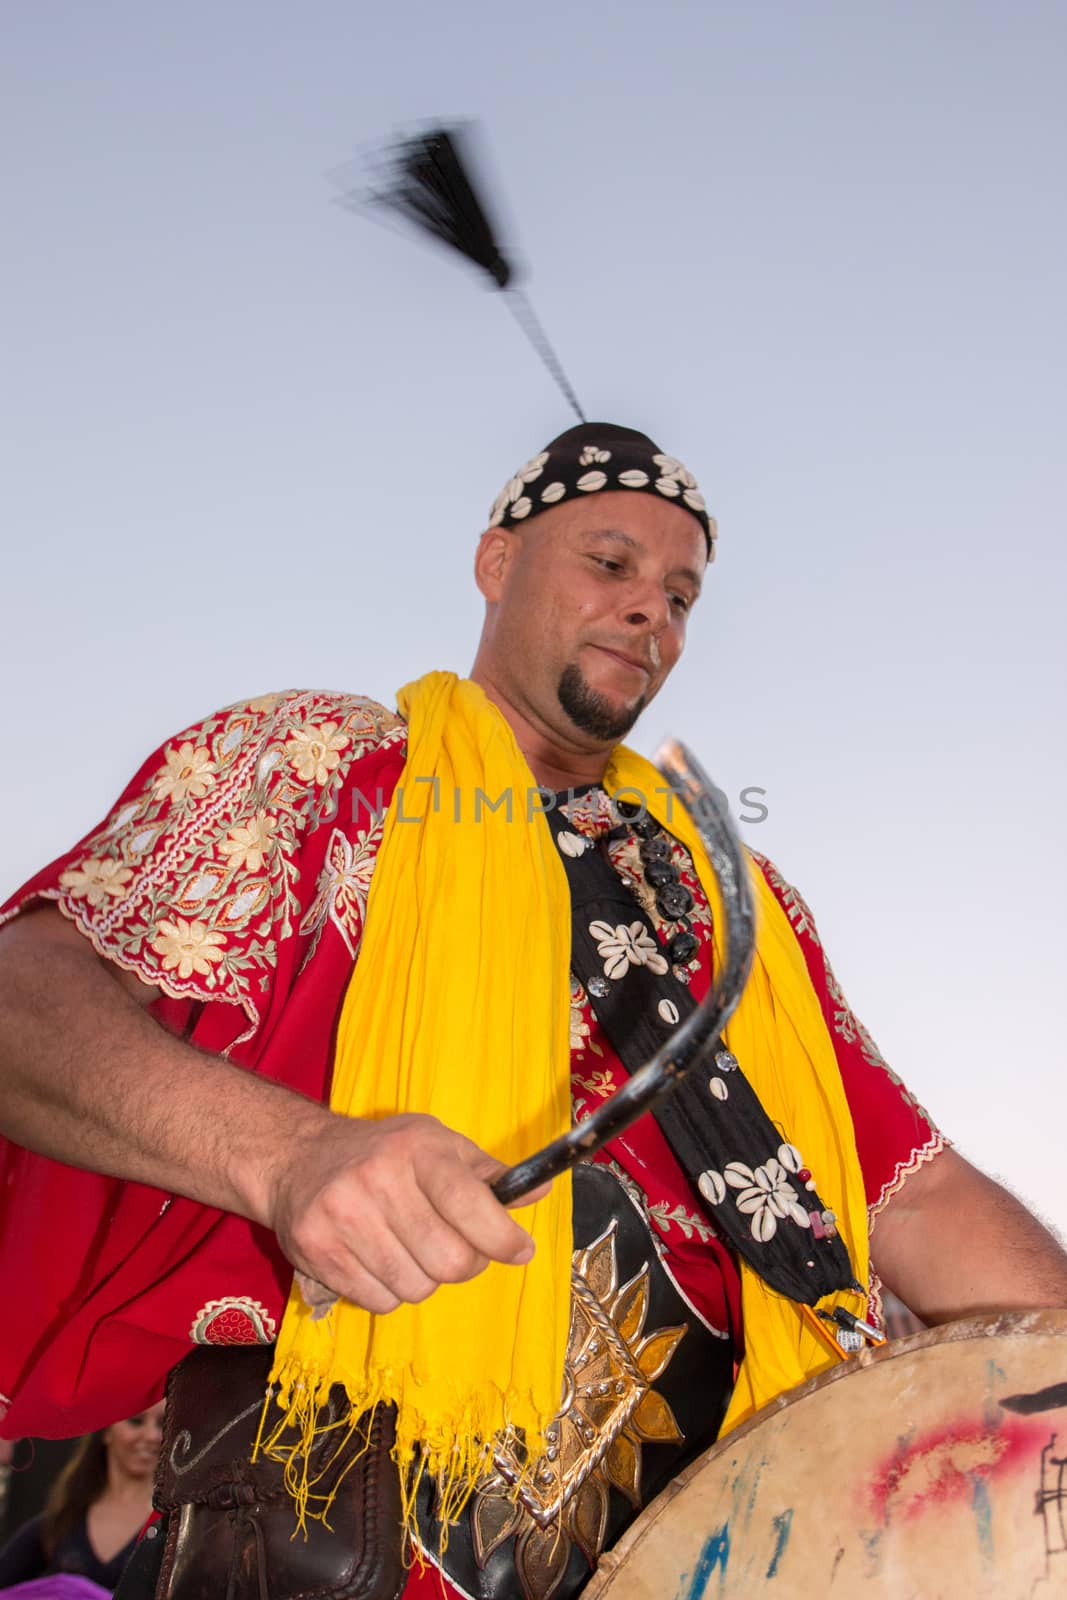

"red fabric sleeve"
[752,852,946,1217]
[0,690,408,1437]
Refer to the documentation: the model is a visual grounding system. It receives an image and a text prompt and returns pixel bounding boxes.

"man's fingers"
[275,1116,556,1316]
[304,1253,402,1317]
[290,1206,442,1310]
[390,1194,491,1285]
[421,1151,537,1266]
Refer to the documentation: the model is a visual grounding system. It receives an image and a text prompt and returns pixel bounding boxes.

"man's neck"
[470,670,613,791]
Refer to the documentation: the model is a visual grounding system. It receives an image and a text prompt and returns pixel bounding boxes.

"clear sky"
[2,1,1065,1238]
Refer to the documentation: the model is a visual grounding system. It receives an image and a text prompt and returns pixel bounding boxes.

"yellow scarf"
[605,746,869,1433]
[266,672,867,1514]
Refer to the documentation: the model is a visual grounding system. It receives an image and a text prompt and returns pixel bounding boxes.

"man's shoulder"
[170,690,409,777]
[215,689,405,742]
[747,848,822,946]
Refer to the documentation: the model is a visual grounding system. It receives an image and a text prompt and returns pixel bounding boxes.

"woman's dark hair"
[40,1431,109,1558]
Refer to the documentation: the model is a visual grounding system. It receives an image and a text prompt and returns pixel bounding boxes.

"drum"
[585,1309,1067,1599]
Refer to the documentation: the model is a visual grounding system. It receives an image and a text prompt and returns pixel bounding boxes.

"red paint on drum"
[867,1415,1048,1522]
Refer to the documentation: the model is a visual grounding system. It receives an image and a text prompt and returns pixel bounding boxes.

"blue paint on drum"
[678,1524,731,1598]
[971,1474,994,1564]
[765,1508,794,1578]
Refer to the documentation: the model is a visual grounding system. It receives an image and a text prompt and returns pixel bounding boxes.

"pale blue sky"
[2,1,1065,1234]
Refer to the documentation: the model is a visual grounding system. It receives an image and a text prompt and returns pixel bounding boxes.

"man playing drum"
[2,421,1065,1600]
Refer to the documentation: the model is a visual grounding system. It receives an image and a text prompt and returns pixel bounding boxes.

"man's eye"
[593,557,623,573]
[670,594,691,613]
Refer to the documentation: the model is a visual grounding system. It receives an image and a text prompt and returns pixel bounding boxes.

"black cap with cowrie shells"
[487,422,717,560]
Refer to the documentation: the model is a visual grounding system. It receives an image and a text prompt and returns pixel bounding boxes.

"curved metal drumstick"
[492,739,757,1205]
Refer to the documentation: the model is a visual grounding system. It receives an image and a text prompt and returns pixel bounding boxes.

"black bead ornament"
[667,930,699,965]
[657,882,695,920]
[608,806,703,973]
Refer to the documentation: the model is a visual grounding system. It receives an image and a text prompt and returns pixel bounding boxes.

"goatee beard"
[557,664,646,742]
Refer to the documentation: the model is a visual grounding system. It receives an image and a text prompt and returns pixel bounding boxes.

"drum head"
[585,1310,1067,1599]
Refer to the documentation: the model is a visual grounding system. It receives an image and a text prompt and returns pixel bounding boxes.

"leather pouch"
[154,1345,404,1600]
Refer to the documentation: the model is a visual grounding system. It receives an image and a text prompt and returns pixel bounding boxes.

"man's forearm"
[0,910,324,1225]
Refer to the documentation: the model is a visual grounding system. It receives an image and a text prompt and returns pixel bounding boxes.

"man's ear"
[473,527,516,603]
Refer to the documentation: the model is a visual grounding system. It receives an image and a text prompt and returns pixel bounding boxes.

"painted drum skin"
[584,1310,1067,1600]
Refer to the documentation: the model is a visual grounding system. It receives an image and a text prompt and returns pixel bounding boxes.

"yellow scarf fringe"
[264,672,868,1528]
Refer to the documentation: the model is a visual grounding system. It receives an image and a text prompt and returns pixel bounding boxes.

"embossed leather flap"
[156,1345,285,1508]
[153,1347,405,1600]
[156,1346,388,1510]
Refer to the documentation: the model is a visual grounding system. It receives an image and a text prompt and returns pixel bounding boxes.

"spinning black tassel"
[366,126,513,289]
[341,124,585,422]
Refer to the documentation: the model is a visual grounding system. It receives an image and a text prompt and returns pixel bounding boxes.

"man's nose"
[622,579,671,634]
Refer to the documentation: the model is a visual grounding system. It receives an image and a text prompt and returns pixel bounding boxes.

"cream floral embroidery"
[300,827,380,961]
[589,919,669,980]
[752,850,935,1125]
[154,742,217,804]
[568,977,603,1060]
[108,803,142,834]
[754,854,819,939]
[286,721,349,785]
[27,691,405,1032]
[219,812,278,873]
[151,917,227,979]
[58,857,133,906]
[574,1067,617,1099]
[648,1200,715,1245]
[562,787,616,839]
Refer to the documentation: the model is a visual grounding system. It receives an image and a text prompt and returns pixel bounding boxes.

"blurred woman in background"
[0,1404,164,1592]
